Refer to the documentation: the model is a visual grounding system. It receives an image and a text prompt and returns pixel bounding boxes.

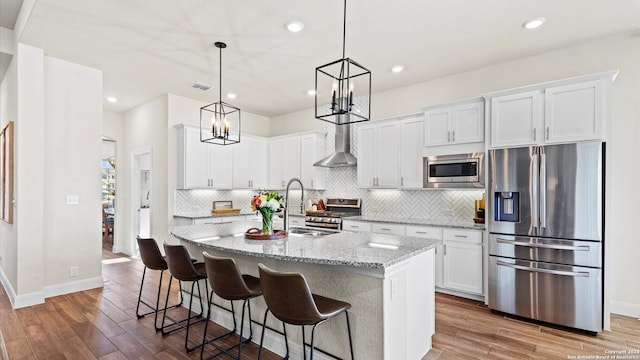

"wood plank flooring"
[1,247,638,359]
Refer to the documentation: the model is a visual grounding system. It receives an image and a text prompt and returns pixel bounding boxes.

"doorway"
[101,138,116,251]
[132,149,152,255]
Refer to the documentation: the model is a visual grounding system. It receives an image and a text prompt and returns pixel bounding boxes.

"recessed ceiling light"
[523,17,546,30]
[106,96,118,103]
[307,89,316,96]
[391,65,404,73]
[226,93,237,99]
[285,21,304,33]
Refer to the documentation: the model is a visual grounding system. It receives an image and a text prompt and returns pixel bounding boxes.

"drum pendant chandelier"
[315,0,371,125]
[200,42,240,145]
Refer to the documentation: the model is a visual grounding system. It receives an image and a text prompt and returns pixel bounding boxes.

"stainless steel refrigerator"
[488,141,604,333]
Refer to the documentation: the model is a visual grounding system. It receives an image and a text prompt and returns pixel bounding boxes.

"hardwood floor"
[1,248,638,359]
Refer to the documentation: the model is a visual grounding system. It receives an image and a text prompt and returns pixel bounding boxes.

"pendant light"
[200,42,241,145]
[315,0,371,125]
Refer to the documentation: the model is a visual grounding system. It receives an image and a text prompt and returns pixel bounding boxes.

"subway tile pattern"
[175,121,483,221]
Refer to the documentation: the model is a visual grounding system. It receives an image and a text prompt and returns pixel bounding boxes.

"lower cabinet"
[371,222,405,235]
[441,228,483,295]
[342,220,372,232]
[404,225,484,298]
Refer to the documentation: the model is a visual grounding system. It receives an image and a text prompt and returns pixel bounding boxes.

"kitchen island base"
[180,242,435,360]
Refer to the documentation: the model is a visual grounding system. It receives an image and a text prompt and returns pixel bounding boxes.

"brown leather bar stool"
[135,236,185,331]
[200,252,263,360]
[257,264,354,360]
[162,243,209,353]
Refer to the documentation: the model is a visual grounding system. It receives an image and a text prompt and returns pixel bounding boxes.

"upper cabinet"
[487,72,616,148]
[268,131,326,190]
[399,114,424,189]
[423,98,484,147]
[176,125,233,189]
[232,135,268,189]
[300,133,327,190]
[357,120,400,188]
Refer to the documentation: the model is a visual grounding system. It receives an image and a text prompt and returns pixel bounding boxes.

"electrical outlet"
[69,266,79,277]
[444,208,454,217]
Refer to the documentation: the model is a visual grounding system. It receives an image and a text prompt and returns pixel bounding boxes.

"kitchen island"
[170,221,440,360]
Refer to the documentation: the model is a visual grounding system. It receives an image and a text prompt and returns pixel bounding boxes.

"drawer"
[193,217,217,225]
[371,222,405,236]
[288,216,305,227]
[443,228,482,244]
[405,225,443,239]
[342,220,372,232]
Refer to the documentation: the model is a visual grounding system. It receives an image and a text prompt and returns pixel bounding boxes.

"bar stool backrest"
[258,263,322,325]
[136,236,167,271]
[203,252,258,301]
[163,243,202,281]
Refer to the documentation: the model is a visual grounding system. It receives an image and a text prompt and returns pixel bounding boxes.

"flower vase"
[261,211,274,235]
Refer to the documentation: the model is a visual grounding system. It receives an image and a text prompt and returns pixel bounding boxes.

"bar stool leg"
[283,322,290,360]
[302,326,308,360]
[258,309,269,360]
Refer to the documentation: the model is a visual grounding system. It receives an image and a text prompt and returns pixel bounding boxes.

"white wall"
[270,32,640,316]
[0,42,18,293]
[42,56,103,289]
[0,43,104,308]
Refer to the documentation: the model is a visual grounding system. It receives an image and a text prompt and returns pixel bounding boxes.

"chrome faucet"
[284,178,304,231]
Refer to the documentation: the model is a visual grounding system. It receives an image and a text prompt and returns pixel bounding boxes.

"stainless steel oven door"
[488,256,602,333]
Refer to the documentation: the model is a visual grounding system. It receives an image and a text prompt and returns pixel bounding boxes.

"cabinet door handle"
[311,179,314,188]
[447,131,451,142]
[454,235,468,238]
[533,128,537,141]
[546,126,550,140]
[452,130,456,142]
[415,231,427,234]
[444,244,447,255]
[380,228,391,231]
[400,177,404,186]
[351,225,359,228]
[435,247,437,255]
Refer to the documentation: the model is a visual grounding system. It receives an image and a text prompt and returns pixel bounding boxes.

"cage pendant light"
[200,42,240,145]
[315,0,371,125]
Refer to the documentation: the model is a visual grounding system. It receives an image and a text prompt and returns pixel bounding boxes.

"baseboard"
[182,291,331,360]
[112,245,132,256]
[43,276,104,298]
[611,300,640,318]
[0,267,44,308]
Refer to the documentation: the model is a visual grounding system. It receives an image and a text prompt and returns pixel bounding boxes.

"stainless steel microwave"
[423,153,485,189]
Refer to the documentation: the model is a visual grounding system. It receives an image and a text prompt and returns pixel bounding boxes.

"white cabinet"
[232,135,268,189]
[177,125,232,189]
[442,228,483,295]
[544,80,603,143]
[489,90,543,148]
[423,98,484,147]
[371,222,405,236]
[300,133,327,190]
[268,136,300,189]
[406,226,444,288]
[288,216,306,227]
[193,215,243,225]
[269,132,326,190]
[488,72,614,148]
[342,220,372,232]
[399,114,424,188]
[357,121,400,188]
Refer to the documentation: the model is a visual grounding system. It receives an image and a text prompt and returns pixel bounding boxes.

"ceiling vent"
[191,82,212,91]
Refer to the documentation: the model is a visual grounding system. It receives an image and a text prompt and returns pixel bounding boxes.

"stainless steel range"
[305,198,361,230]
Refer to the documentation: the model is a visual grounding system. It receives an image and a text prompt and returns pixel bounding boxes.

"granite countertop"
[346,215,486,230]
[174,212,306,219]
[170,222,441,271]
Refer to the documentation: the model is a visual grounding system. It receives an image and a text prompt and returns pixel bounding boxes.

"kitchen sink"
[288,227,339,237]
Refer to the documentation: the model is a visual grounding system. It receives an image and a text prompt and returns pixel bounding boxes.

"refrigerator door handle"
[495,238,590,251]
[540,151,547,229]
[496,260,590,277]
[531,150,539,229]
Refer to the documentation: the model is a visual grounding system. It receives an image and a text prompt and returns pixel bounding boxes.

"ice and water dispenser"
[494,191,520,222]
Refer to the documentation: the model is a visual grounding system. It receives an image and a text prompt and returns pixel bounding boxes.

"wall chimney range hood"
[314,124,357,168]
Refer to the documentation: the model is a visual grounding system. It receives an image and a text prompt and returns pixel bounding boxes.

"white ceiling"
[3,0,639,117]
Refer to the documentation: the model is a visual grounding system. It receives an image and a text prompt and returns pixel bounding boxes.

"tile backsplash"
[175,122,484,222]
